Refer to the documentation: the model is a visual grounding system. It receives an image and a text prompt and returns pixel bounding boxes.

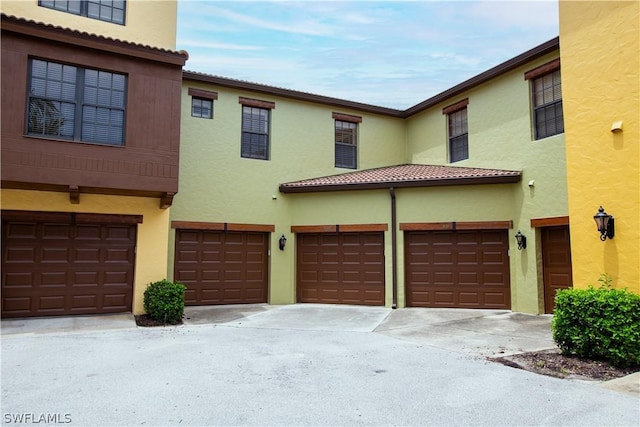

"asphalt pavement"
[1,304,639,426]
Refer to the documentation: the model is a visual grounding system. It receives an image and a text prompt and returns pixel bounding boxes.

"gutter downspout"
[390,187,398,309]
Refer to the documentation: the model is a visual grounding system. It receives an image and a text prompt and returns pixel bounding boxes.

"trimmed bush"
[552,283,640,368]
[143,279,186,325]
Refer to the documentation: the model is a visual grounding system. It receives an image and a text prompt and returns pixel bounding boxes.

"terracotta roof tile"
[280,164,521,193]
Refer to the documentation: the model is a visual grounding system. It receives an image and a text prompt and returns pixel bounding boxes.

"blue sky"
[176,1,559,109]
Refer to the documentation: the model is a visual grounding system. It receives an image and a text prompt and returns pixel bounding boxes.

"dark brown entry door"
[174,229,268,305]
[405,229,511,309]
[297,232,385,305]
[2,219,136,318]
[542,225,573,313]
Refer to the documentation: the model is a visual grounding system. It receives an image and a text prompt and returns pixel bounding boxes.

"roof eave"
[403,37,560,117]
[183,71,405,117]
[279,174,522,194]
[1,14,188,66]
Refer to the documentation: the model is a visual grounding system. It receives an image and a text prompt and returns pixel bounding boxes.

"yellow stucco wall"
[171,83,407,304]
[1,0,178,49]
[1,189,170,314]
[560,1,640,292]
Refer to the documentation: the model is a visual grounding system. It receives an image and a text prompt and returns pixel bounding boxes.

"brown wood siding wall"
[0,30,183,196]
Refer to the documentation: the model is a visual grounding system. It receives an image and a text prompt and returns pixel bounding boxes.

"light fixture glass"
[515,230,526,250]
[593,206,614,241]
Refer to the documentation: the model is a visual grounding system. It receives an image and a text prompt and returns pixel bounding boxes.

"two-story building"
[172,38,569,315]
[1,1,187,317]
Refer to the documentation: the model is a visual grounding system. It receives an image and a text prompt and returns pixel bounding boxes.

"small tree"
[143,279,186,325]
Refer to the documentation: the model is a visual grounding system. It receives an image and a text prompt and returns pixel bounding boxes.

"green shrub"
[552,282,640,368]
[143,279,186,324]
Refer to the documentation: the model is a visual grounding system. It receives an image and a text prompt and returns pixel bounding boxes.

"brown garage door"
[297,232,385,305]
[405,230,510,309]
[542,225,573,313]
[174,229,268,305]
[2,213,136,318]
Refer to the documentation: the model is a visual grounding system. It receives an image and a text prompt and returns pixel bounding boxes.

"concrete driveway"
[2,304,639,426]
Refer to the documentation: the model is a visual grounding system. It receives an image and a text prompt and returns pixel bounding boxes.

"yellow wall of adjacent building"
[1,189,171,314]
[560,1,640,293]
[1,0,178,49]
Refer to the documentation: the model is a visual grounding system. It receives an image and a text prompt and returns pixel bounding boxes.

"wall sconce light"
[593,206,614,241]
[278,234,287,250]
[515,230,527,250]
[611,120,623,133]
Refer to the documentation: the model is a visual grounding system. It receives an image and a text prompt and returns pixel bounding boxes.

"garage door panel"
[175,230,268,306]
[39,296,65,310]
[406,230,510,309]
[2,219,136,318]
[483,272,507,285]
[104,271,129,284]
[434,291,455,304]
[459,272,479,284]
[42,224,71,239]
[482,251,505,264]
[321,271,338,282]
[297,232,384,306]
[40,272,66,286]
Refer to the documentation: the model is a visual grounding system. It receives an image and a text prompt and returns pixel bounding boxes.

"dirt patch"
[134,314,183,327]
[490,349,639,381]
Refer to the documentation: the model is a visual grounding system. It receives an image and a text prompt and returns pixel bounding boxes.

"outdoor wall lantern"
[593,206,615,241]
[278,234,287,250]
[515,230,527,250]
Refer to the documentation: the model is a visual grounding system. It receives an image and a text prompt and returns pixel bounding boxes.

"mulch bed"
[134,314,183,327]
[490,348,639,381]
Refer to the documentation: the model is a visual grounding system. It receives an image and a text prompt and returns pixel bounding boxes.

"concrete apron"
[2,304,637,397]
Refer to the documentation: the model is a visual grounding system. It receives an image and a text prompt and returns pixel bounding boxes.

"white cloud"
[177,1,560,109]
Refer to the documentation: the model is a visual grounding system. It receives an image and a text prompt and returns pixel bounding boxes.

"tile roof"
[279,164,521,193]
[1,14,188,64]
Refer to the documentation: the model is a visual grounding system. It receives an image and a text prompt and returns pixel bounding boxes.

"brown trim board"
[530,216,569,227]
[171,221,275,232]
[1,210,143,224]
[400,221,513,231]
[292,224,388,233]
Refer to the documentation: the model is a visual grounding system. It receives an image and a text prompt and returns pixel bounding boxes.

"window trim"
[38,0,127,25]
[524,58,560,81]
